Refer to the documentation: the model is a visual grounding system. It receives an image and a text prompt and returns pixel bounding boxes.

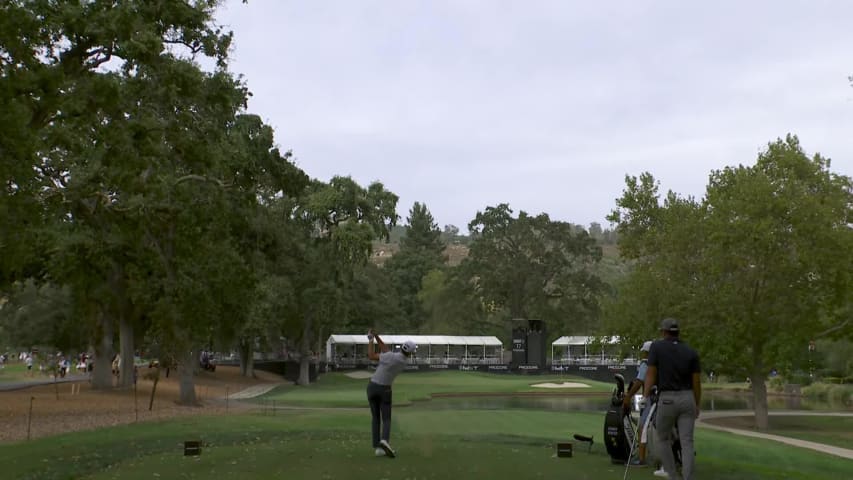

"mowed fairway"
[256,371,613,407]
[1,372,850,479]
[1,409,851,480]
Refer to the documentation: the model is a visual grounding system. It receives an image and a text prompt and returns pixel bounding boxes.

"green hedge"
[801,382,853,405]
[820,376,853,384]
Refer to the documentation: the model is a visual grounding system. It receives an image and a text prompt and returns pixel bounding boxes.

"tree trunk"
[238,340,248,376]
[246,352,255,378]
[91,313,114,390]
[299,355,310,385]
[117,313,135,388]
[238,338,255,378]
[177,349,198,406]
[751,351,769,430]
[297,316,312,386]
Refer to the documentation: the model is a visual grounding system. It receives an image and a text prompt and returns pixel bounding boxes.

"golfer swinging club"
[366,328,416,458]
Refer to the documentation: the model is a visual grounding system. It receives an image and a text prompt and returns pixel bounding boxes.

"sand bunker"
[344,370,374,379]
[531,382,590,389]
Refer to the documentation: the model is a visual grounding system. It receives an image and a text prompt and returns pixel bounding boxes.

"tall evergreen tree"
[384,202,446,332]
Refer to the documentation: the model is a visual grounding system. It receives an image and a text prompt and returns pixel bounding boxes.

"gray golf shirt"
[370,351,408,386]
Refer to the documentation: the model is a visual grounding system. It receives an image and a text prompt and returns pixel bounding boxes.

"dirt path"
[0,366,284,443]
[697,410,853,460]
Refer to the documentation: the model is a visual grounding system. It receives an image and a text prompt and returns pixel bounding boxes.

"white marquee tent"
[327,334,504,365]
[551,335,631,365]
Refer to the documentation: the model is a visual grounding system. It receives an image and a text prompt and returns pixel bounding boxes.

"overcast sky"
[214,0,853,232]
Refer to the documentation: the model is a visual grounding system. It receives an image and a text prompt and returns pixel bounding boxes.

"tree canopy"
[463,204,605,334]
[607,135,852,429]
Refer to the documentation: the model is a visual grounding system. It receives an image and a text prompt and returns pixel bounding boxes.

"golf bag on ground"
[604,374,636,464]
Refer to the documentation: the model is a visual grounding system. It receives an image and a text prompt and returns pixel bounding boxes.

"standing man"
[624,340,653,466]
[366,329,416,458]
[644,318,701,480]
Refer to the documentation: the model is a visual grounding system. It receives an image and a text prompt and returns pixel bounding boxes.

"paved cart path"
[697,410,853,460]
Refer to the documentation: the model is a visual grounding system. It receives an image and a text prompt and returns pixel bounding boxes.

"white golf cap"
[401,340,417,353]
[641,341,653,352]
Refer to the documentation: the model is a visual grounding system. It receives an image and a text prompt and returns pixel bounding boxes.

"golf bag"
[604,374,636,464]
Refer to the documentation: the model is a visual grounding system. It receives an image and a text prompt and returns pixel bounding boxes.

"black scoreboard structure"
[510,318,547,370]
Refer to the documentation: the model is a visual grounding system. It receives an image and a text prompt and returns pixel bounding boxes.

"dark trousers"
[367,381,392,447]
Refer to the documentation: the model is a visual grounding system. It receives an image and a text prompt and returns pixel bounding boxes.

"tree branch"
[164,39,202,55]
[815,318,851,338]
[174,174,227,188]
[83,46,113,70]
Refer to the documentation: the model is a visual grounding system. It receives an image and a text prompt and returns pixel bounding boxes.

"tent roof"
[327,334,503,347]
[552,335,621,346]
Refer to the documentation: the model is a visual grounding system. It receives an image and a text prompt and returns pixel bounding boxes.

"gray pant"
[367,381,392,448]
[655,390,696,480]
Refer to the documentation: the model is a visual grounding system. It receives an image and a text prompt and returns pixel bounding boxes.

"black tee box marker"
[184,440,201,456]
[556,442,573,457]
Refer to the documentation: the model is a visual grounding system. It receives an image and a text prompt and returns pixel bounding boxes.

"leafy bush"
[801,383,853,406]
[786,371,814,386]
[768,376,785,392]
[816,339,853,377]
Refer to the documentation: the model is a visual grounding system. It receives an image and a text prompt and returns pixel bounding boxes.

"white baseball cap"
[401,340,417,353]
[641,341,653,352]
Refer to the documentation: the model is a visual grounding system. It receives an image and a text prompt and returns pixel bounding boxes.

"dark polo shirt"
[648,337,700,392]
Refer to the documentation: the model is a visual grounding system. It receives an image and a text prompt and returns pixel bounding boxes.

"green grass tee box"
[1,410,851,480]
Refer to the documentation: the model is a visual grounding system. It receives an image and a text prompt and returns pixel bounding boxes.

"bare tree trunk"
[239,340,248,376]
[297,316,312,386]
[298,355,310,386]
[246,349,255,378]
[238,338,255,378]
[91,313,114,390]
[177,349,198,406]
[118,313,135,388]
[751,350,769,430]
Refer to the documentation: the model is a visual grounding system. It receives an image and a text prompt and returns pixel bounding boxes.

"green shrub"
[801,382,853,406]
[787,371,813,386]
[819,376,853,384]
[768,376,785,392]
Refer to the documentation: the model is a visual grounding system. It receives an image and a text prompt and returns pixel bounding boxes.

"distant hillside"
[371,238,622,269]
[370,241,400,266]
[369,241,469,267]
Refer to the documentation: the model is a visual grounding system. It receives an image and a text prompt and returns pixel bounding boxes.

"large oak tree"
[463,204,604,334]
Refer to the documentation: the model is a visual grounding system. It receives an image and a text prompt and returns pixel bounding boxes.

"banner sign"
[328,362,637,381]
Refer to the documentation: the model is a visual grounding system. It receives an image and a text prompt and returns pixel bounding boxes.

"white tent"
[327,334,504,365]
[551,335,625,365]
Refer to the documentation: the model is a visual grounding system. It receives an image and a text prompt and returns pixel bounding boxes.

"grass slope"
[0,363,31,383]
